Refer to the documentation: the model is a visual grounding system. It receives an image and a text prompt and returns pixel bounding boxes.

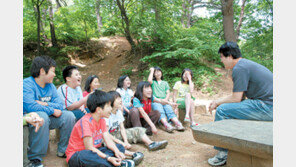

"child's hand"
[25,113,44,132]
[123,141,132,149]
[169,102,178,108]
[149,67,155,72]
[115,151,125,160]
[80,105,87,114]
[35,100,48,106]
[186,72,192,81]
[53,109,62,118]
[108,157,121,166]
[152,126,158,134]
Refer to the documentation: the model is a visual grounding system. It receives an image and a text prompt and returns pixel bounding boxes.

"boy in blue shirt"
[23,56,76,167]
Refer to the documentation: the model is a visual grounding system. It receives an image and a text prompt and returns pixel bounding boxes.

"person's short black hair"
[153,66,164,81]
[218,41,242,59]
[134,81,152,101]
[84,75,100,93]
[117,75,130,89]
[62,65,78,82]
[30,55,56,78]
[181,68,193,84]
[87,90,112,113]
[108,91,121,107]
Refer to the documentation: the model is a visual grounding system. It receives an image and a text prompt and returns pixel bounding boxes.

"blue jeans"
[214,99,273,151]
[69,108,90,121]
[68,144,125,167]
[151,102,177,122]
[28,110,76,161]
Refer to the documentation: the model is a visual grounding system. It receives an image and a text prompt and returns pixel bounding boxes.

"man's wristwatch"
[105,155,110,161]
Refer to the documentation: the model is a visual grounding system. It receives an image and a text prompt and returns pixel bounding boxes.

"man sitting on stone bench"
[207,42,273,166]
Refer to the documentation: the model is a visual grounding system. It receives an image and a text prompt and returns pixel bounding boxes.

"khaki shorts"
[111,127,146,144]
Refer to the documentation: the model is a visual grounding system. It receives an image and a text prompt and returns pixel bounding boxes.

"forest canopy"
[23,0,273,90]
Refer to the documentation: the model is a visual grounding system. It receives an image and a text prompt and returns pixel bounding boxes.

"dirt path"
[43,36,233,167]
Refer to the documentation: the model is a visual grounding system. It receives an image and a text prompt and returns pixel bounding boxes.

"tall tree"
[32,0,46,56]
[181,0,194,28]
[116,0,136,51]
[235,0,247,40]
[221,0,236,42]
[95,0,103,33]
[48,0,58,47]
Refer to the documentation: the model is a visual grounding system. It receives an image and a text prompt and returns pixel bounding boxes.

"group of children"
[23,56,199,167]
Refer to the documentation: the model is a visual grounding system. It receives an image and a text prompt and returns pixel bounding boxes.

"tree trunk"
[182,0,193,28]
[36,3,41,55]
[153,0,160,43]
[116,0,136,51]
[83,19,88,41]
[181,2,186,28]
[33,0,45,55]
[235,0,247,40]
[95,0,103,33]
[221,0,236,42]
[55,0,62,9]
[48,0,58,47]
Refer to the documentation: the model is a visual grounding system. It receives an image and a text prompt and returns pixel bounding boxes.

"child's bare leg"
[185,93,191,118]
[141,135,153,146]
[125,150,135,157]
[170,117,181,126]
[160,118,169,125]
[189,98,195,124]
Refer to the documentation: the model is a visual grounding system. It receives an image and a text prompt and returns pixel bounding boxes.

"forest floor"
[43,36,233,167]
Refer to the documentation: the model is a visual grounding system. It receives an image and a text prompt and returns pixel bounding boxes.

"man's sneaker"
[57,151,67,158]
[148,140,168,151]
[132,152,144,165]
[121,160,135,167]
[30,159,44,167]
[208,150,228,166]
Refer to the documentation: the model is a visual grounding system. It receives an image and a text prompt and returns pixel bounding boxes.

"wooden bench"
[191,119,273,167]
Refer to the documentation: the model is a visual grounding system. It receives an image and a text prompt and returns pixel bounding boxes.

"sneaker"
[24,161,36,167]
[148,140,168,151]
[121,160,135,167]
[164,123,174,133]
[30,159,43,167]
[208,150,228,166]
[132,152,144,165]
[184,116,190,122]
[190,122,199,128]
[175,124,185,131]
[57,151,67,158]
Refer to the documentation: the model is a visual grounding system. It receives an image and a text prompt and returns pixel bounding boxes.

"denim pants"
[28,110,76,161]
[68,144,125,167]
[214,99,273,151]
[69,108,90,121]
[151,102,177,122]
[23,126,30,166]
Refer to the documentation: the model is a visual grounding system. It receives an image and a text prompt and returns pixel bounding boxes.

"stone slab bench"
[191,119,273,167]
